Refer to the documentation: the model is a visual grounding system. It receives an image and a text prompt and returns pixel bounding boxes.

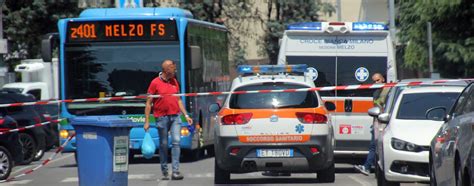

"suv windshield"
[229,83,318,109]
[1,88,23,93]
[396,92,460,120]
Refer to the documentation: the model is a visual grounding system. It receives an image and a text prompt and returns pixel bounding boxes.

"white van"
[277,22,397,157]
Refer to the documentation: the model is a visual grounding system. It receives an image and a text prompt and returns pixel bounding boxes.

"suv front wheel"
[214,158,230,184]
[317,161,335,183]
[18,133,37,165]
[33,147,45,161]
[0,146,13,180]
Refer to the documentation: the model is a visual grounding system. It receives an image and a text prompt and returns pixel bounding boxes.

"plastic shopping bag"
[141,132,156,159]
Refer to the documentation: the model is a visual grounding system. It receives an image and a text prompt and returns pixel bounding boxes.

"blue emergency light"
[286,22,322,30]
[352,22,388,31]
[237,64,308,75]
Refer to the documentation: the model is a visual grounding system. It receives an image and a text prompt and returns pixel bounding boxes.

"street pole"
[427,22,434,78]
[0,0,7,85]
[336,0,341,21]
[389,0,396,41]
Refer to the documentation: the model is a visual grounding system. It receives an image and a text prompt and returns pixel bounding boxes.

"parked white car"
[373,86,463,185]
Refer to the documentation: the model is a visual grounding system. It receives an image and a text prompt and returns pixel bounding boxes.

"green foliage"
[180,0,334,66]
[261,0,335,63]
[2,0,82,69]
[179,0,255,67]
[397,0,474,77]
[179,0,222,23]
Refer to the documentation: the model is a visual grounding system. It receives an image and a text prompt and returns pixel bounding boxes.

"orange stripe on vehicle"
[239,135,310,143]
[219,108,327,119]
[325,100,374,113]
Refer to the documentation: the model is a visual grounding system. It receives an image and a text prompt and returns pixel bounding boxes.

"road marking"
[12,153,74,175]
[348,175,373,186]
[60,177,78,183]
[186,173,205,178]
[2,180,32,185]
[60,174,155,183]
[157,179,169,186]
[128,174,154,179]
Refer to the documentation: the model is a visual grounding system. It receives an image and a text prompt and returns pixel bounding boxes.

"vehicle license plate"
[256,149,293,158]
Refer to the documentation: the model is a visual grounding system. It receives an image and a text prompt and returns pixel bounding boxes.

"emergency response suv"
[210,65,336,184]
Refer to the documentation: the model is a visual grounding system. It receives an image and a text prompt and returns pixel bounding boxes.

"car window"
[396,92,460,120]
[229,83,318,109]
[385,86,407,114]
[453,85,472,116]
[382,87,396,113]
[0,97,22,114]
[462,85,474,114]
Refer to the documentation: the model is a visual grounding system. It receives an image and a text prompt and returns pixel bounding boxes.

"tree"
[397,0,474,78]
[261,0,334,63]
[179,0,257,67]
[2,0,82,70]
[180,0,334,66]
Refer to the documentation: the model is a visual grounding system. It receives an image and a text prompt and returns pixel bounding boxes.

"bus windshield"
[64,42,180,115]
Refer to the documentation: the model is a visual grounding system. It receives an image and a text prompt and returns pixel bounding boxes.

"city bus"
[277,22,397,158]
[41,8,230,160]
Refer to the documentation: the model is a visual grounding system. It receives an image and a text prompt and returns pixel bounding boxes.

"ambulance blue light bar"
[237,65,308,74]
[286,22,322,30]
[352,22,388,31]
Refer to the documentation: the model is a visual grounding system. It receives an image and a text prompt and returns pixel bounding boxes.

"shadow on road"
[129,148,215,164]
[336,167,358,174]
[225,177,319,184]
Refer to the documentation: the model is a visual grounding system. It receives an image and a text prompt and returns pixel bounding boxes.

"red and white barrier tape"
[0,79,472,108]
[0,119,61,135]
[0,134,76,183]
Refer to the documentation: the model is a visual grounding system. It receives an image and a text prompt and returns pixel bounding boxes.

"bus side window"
[189,45,202,69]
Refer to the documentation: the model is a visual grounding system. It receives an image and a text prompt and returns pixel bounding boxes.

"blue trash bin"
[71,116,134,186]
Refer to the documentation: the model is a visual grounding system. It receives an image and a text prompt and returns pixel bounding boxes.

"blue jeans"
[156,115,181,173]
[363,126,376,170]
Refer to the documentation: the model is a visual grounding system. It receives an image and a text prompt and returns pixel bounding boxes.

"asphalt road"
[5,150,427,186]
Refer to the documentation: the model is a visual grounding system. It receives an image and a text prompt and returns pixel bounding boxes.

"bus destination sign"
[67,20,177,42]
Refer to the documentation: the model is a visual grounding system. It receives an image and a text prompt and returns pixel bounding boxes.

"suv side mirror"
[368,107,381,117]
[425,107,446,121]
[208,103,221,113]
[324,101,336,111]
[444,114,451,122]
[378,113,390,124]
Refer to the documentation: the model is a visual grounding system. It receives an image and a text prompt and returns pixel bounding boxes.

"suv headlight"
[391,138,422,152]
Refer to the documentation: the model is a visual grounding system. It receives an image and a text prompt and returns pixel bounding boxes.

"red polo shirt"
[147,76,180,117]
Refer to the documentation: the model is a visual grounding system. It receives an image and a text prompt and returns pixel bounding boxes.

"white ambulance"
[210,65,336,184]
[277,22,397,158]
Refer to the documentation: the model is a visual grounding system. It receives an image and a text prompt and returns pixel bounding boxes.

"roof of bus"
[79,8,193,18]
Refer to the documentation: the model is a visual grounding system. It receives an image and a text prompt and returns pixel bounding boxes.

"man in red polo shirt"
[144,59,193,180]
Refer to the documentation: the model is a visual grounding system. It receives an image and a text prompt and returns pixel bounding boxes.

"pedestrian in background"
[144,59,193,180]
[355,73,388,175]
